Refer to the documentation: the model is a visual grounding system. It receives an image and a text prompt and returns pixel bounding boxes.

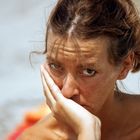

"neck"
[98,91,123,136]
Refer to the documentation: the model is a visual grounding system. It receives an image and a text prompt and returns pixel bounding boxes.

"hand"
[17,114,77,140]
[40,65,101,140]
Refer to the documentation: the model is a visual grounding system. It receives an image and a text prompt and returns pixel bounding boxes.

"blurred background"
[0,0,55,139]
[0,0,140,139]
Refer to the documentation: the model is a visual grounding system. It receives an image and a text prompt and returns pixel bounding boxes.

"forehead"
[47,31,111,63]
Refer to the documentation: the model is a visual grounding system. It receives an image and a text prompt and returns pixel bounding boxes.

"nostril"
[58,84,63,91]
[61,85,80,99]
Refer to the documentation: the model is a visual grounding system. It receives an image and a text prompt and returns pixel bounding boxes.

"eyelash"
[48,63,63,72]
[80,68,96,77]
[47,62,96,77]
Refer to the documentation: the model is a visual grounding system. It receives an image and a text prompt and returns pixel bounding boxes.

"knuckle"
[53,102,62,113]
[51,102,63,118]
[91,115,101,128]
[95,117,101,127]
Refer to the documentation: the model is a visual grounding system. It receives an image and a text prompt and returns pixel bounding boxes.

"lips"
[72,99,88,109]
[81,104,90,110]
[72,98,93,112]
[81,105,94,113]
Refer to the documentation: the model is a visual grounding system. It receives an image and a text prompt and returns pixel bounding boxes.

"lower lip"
[82,105,92,111]
[82,105,89,109]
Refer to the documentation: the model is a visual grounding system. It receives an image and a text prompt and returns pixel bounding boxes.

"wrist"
[78,127,95,140]
[78,118,101,140]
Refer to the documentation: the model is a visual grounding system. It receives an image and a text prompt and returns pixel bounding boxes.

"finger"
[41,70,56,109]
[95,118,101,140]
[41,65,64,101]
[40,72,53,107]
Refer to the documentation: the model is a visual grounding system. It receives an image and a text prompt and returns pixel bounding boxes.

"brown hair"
[44,0,140,73]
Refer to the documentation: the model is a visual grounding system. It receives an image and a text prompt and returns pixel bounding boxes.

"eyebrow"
[46,55,62,64]
[46,55,100,70]
[79,63,99,70]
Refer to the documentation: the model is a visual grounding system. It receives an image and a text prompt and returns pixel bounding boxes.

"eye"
[48,63,63,72]
[82,68,96,77]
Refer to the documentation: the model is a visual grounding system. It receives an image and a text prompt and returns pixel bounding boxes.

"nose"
[61,73,79,99]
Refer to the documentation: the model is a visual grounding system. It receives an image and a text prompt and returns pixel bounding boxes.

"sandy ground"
[0,0,140,139]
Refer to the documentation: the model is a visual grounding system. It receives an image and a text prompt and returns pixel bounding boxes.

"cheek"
[79,76,116,112]
[47,69,63,90]
[78,79,103,105]
[80,77,105,93]
[80,74,116,97]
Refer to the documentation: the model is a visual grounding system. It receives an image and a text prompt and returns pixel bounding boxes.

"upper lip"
[81,105,92,111]
[72,99,90,109]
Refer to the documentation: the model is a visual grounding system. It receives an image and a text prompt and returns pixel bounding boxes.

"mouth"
[73,100,90,110]
[81,105,94,114]
[81,105,90,110]
[82,105,89,109]
[72,99,93,113]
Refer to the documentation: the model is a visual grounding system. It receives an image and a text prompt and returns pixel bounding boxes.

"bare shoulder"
[120,93,140,114]
[118,93,140,139]
[121,93,140,106]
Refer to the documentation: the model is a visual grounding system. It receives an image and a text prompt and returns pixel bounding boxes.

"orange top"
[7,105,50,140]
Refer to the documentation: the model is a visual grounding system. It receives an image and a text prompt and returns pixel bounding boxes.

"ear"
[117,52,134,80]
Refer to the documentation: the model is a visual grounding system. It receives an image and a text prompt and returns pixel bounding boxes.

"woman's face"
[44,32,122,115]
